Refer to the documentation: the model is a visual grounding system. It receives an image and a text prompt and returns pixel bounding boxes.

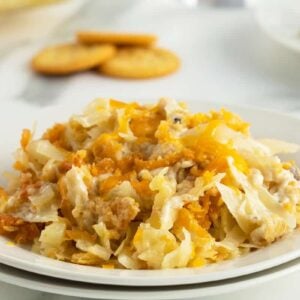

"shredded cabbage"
[1,98,300,269]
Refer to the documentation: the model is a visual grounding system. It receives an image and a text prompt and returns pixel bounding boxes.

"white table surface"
[0,0,300,299]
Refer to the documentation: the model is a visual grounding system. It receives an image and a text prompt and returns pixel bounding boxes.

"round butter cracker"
[77,31,157,47]
[99,47,180,79]
[32,43,116,75]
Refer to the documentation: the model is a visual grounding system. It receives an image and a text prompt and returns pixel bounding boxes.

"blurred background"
[0,0,300,110]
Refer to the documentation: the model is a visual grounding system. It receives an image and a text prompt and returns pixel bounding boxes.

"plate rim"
[0,257,300,299]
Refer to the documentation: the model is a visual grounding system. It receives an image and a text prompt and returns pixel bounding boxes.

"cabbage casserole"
[1,98,300,270]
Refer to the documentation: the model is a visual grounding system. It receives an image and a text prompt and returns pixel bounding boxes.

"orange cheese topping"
[182,120,248,174]
[99,175,125,195]
[54,100,250,212]
[43,123,66,146]
[20,129,32,149]
[92,133,122,160]
[0,187,7,199]
[130,109,164,139]
[131,177,154,198]
[187,109,249,134]
[173,208,212,241]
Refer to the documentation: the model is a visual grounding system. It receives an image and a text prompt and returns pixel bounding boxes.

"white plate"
[0,258,300,300]
[247,0,300,52]
[1,101,300,287]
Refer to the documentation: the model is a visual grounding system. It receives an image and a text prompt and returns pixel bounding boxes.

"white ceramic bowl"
[246,0,300,52]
